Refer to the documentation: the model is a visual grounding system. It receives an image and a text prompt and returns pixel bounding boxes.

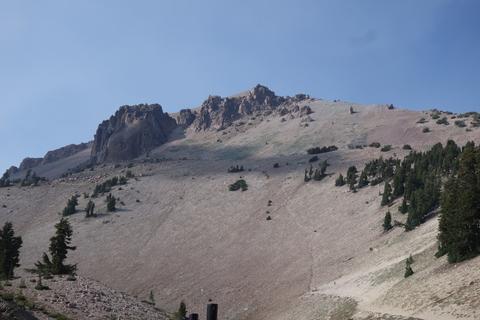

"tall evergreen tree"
[335,174,345,187]
[35,218,76,275]
[381,182,392,206]
[106,194,116,212]
[383,211,392,231]
[357,170,368,188]
[0,222,22,279]
[346,166,358,191]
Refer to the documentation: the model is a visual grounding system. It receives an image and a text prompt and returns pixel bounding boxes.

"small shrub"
[227,165,244,173]
[306,145,338,155]
[402,144,412,150]
[369,142,381,148]
[436,117,449,125]
[273,163,280,168]
[404,260,414,278]
[454,120,466,128]
[380,145,392,152]
[416,117,427,124]
[229,180,248,191]
[422,127,430,133]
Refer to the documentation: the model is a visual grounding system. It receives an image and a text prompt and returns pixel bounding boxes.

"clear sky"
[1,0,480,170]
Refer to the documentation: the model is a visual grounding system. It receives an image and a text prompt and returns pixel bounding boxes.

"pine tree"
[335,174,345,187]
[149,290,155,305]
[357,170,368,188]
[383,211,392,231]
[174,301,187,320]
[106,194,116,212]
[85,200,95,218]
[381,182,392,206]
[404,259,414,278]
[399,198,408,214]
[346,166,358,191]
[35,218,76,275]
[0,222,22,279]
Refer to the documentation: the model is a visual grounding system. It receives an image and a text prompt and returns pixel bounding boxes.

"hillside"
[1,87,480,319]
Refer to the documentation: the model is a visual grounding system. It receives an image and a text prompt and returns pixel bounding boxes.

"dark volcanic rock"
[91,104,177,163]
[176,109,196,128]
[192,84,309,131]
[19,158,43,171]
[42,142,90,165]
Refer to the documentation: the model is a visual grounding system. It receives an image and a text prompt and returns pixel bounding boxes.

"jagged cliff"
[190,84,310,131]
[91,104,177,163]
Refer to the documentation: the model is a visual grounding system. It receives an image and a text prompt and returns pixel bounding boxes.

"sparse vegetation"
[306,145,338,155]
[436,117,449,125]
[304,160,329,182]
[62,195,79,216]
[92,176,128,198]
[227,165,244,173]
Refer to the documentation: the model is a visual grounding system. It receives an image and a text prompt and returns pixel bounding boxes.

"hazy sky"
[1,0,480,170]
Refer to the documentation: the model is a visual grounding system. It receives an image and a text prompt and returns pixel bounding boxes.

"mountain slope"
[1,90,480,319]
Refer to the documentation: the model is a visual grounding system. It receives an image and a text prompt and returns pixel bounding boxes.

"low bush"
[306,145,338,155]
[381,145,392,152]
[369,142,381,148]
[229,180,248,191]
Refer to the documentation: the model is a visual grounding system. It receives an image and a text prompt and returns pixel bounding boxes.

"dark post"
[207,304,218,320]
[189,314,199,320]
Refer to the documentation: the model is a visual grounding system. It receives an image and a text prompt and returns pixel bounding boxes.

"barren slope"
[2,101,480,319]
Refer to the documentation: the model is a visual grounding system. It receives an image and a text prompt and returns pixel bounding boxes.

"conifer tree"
[106,194,116,212]
[399,198,408,214]
[174,301,187,320]
[85,200,95,217]
[357,170,368,188]
[35,218,76,275]
[0,222,22,279]
[346,166,358,191]
[404,259,414,278]
[381,182,392,206]
[335,174,345,187]
[383,211,392,231]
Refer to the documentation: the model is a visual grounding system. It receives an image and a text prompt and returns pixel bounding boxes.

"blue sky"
[1,0,480,170]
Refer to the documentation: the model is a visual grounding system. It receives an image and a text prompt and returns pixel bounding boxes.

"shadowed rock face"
[191,84,309,131]
[91,104,177,163]
[19,158,43,171]
[176,109,196,128]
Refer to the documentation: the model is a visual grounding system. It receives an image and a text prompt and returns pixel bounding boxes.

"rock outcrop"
[176,109,196,127]
[91,104,177,163]
[42,142,90,165]
[19,158,43,171]
[190,84,310,131]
